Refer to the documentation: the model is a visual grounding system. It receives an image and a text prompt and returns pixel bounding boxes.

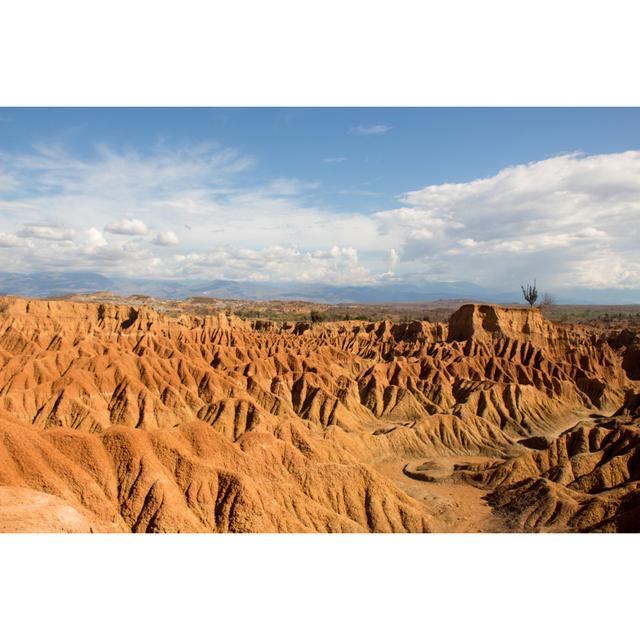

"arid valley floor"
[0,295,638,533]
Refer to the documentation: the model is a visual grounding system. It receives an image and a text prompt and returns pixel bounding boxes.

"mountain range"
[0,270,638,304]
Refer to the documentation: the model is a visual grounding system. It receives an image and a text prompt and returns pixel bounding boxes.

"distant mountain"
[271,282,501,303]
[0,270,638,304]
[0,271,113,298]
[0,271,505,302]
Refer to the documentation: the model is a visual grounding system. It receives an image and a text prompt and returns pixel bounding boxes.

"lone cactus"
[521,280,538,307]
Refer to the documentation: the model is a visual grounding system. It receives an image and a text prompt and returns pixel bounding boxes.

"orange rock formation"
[0,297,637,532]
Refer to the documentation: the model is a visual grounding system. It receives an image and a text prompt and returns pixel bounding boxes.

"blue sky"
[3,107,640,212]
[1,107,640,292]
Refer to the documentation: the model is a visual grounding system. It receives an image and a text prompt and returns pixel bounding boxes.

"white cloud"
[152,230,179,246]
[1,142,639,292]
[0,232,28,248]
[85,227,108,249]
[374,151,640,288]
[174,244,371,283]
[322,157,347,163]
[17,224,75,241]
[349,124,393,135]
[104,218,149,236]
[0,143,385,280]
[0,142,254,198]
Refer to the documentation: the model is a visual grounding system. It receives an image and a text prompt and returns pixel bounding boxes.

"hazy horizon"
[2,269,640,305]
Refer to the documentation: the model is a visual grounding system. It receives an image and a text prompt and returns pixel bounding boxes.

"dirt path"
[375,456,505,533]
[375,408,624,532]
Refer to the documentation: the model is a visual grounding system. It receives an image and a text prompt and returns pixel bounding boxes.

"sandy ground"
[375,456,505,533]
[374,408,623,533]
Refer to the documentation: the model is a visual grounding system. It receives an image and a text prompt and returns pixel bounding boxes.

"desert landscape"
[1,108,639,536]
[3,17,639,640]
[0,293,638,533]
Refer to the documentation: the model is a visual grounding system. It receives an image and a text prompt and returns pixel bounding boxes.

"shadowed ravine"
[0,296,638,532]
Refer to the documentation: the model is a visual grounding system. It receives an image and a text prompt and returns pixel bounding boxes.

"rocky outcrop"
[0,296,636,532]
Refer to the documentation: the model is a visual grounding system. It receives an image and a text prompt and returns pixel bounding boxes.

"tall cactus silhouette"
[521,280,538,307]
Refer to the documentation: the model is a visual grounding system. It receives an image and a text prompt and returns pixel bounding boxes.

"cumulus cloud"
[17,224,75,241]
[5,235,162,278]
[1,142,639,292]
[85,227,108,249]
[174,244,371,283]
[349,124,393,135]
[374,151,640,288]
[104,218,149,236]
[152,231,179,246]
[0,143,387,280]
